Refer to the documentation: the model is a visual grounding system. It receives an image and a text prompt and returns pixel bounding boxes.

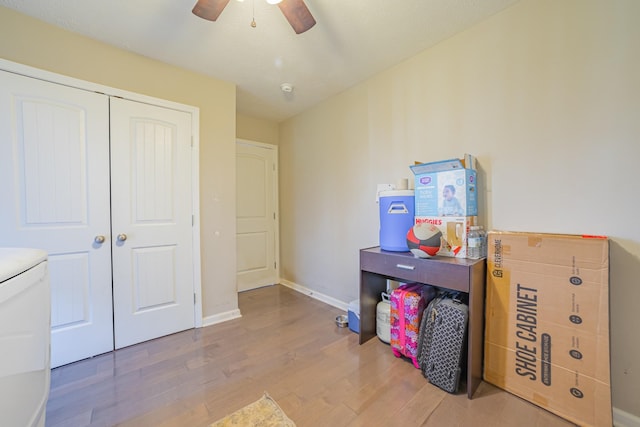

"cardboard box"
[414,216,477,258]
[484,231,611,427]
[410,157,477,217]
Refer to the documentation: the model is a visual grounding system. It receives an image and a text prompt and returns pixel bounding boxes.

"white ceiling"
[0,0,521,122]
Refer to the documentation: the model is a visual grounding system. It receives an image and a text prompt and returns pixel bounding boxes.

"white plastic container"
[376,292,391,343]
[0,248,50,427]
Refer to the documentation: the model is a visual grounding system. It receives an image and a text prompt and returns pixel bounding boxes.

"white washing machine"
[0,248,50,427]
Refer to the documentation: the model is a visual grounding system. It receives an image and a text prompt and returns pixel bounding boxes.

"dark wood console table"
[359,246,486,399]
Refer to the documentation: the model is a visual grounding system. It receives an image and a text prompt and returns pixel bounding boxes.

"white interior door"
[236,140,279,292]
[110,97,195,349]
[0,71,114,368]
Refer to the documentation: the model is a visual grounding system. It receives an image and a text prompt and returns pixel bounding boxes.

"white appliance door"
[236,141,278,291]
[110,97,195,349]
[0,71,114,368]
[0,249,50,427]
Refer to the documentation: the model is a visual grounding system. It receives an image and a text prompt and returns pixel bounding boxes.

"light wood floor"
[46,284,575,427]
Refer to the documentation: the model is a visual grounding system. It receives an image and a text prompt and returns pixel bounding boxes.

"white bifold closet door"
[110,97,194,350]
[0,71,195,367]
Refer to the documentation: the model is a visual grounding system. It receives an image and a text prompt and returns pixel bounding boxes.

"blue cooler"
[379,190,414,252]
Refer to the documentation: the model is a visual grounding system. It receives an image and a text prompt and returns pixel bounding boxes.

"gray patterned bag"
[417,294,442,374]
[417,293,468,393]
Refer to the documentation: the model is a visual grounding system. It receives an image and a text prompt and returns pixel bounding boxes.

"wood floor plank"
[45,284,577,427]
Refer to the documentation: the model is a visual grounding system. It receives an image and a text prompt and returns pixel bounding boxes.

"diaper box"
[410,157,477,217]
[414,215,477,258]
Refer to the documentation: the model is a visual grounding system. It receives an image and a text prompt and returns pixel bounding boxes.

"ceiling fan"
[192,0,316,34]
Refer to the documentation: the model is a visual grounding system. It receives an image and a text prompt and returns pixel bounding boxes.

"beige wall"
[237,114,279,145]
[279,0,639,417]
[2,0,638,419]
[0,7,239,319]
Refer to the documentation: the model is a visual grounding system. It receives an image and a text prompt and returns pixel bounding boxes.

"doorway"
[236,139,279,292]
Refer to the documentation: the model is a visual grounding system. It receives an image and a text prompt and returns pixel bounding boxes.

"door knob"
[117,233,127,242]
[94,235,106,244]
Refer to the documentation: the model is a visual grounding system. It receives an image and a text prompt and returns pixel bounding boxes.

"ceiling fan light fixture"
[193,0,315,34]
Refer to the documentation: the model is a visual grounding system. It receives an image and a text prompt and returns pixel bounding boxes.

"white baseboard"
[279,279,349,312]
[200,280,349,329]
[614,407,640,427]
[201,309,242,328]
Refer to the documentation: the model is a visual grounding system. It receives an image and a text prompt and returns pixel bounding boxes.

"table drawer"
[360,248,470,293]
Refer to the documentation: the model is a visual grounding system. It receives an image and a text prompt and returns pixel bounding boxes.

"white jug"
[376,292,391,343]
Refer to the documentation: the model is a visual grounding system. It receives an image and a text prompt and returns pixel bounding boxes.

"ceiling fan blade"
[277,0,316,34]
[192,0,231,21]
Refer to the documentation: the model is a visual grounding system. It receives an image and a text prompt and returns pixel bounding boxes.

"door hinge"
[194,293,196,305]
[192,214,194,226]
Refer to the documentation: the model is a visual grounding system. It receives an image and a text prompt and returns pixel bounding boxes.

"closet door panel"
[0,71,114,368]
[110,97,194,349]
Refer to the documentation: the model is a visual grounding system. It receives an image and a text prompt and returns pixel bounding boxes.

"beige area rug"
[210,392,296,427]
